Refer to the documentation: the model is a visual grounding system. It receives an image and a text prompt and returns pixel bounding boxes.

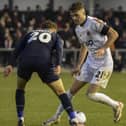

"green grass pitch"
[0,71,126,126]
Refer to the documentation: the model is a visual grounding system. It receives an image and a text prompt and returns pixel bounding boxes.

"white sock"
[18,117,24,121]
[87,92,118,109]
[56,90,73,116]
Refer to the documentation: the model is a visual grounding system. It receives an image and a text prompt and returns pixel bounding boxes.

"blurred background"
[0,1,126,126]
[0,0,126,72]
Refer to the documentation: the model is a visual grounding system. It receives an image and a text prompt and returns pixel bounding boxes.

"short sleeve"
[91,18,109,35]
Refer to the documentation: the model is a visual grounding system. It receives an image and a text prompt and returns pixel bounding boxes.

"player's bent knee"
[86,92,96,100]
[49,79,66,95]
[56,89,66,96]
[17,76,27,89]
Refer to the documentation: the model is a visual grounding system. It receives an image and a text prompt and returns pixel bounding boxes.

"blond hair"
[41,20,57,30]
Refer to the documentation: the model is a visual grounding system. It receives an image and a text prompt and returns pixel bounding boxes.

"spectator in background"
[4,28,13,48]
[113,17,122,38]
[35,4,42,12]
[116,30,126,48]
[0,18,6,47]
[103,9,115,26]
[56,15,64,30]
[44,2,55,21]
[116,31,126,71]
[27,17,36,32]
[55,6,65,20]
[2,4,9,13]
[94,3,103,18]
[48,0,54,11]
[5,15,14,32]
[12,20,24,46]
[0,18,6,66]
[58,22,73,48]
[117,5,123,12]
[12,8,21,24]
[3,28,13,65]
[114,52,123,72]
[34,4,43,25]
[58,22,77,67]
[24,6,33,28]
[121,31,126,43]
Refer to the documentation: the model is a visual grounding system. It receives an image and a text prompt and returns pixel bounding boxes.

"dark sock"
[59,93,76,119]
[15,89,25,119]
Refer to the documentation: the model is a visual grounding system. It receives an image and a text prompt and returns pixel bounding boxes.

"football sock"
[58,93,75,119]
[67,90,73,99]
[16,89,25,120]
[56,90,73,116]
[87,92,118,109]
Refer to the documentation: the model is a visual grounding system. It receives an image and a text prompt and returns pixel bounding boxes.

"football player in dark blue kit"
[3,20,81,126]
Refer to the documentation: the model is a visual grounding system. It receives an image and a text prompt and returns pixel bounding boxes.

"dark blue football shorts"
[17,57,59,84]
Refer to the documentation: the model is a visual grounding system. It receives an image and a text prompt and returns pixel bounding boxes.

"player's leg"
[42,63,88,125]
[55,79,86,117]
[86,67,124,122]
[43,79,86,125]
[38,71,75,125]
[48,78,77,119]
[47,78,87,126]
[16,64,32,126]
[16,76,27,126]
[86,84,119,108]
[86,84,124,122]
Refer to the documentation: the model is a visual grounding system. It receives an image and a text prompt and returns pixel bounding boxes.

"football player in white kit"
[43,2,124,126]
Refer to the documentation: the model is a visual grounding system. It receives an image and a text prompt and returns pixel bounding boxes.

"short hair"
[69,2,85,12]
[41,20,57,30]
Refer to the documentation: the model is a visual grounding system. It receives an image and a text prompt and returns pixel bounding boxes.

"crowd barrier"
[0,48,126,69]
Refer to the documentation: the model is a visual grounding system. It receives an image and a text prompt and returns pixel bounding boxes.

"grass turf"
[0,71,126,126]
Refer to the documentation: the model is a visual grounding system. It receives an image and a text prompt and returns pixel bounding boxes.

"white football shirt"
[75,16,113,68]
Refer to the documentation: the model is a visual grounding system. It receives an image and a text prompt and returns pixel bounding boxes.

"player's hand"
[71,66,80,77]
[94,47,105,57]
[3,65,13,77]
[54,65,61,75]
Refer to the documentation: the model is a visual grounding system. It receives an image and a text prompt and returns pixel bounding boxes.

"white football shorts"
[76,62,113,88]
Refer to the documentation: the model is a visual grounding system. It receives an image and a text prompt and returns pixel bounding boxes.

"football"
[70,111,87,126]
[76,112,86,124]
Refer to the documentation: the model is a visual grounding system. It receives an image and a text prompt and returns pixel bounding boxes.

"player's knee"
[69,89,75,96]
[86,92,96,100]
[66,90,73,99]
[56,89,66,95]
[17,84,26,90]
[69,85,80,96]
[17,77,27,90]
[49,79,66,95]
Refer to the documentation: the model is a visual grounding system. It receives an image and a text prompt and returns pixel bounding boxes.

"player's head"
[41,20,57,32]
[69,2,86,25]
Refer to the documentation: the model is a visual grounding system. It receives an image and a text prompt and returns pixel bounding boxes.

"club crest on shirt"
[87,31,91,36]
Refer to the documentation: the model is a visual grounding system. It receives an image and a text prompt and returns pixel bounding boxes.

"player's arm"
[72,45,88,76]
[53,34,63,75]
[76,45,87,69]
[93,19,119,57]
[103,27,119,49]
[3,34,28,77]
[71,27,88,76]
